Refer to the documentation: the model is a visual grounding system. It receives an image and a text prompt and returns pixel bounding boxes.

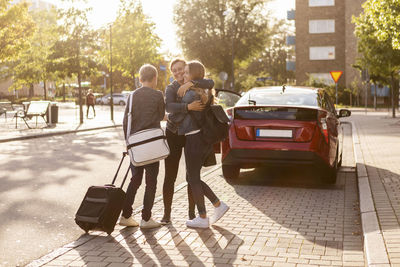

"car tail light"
[318,111,329,144]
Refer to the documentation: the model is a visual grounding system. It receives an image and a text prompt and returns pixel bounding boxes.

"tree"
[6,7,59,99]
[174,0,273,91]
[0,0,35,63]
[50,3,99,123]
[101,0,161,89]
[236,23,295,90]
[353,0,400,117]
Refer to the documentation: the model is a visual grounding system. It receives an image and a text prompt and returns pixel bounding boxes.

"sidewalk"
[0,103,125,143]
[350,110,400,267]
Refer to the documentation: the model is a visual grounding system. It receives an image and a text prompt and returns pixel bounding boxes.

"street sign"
[160,65,166,71]
[256,77,272,82]
[330,71,343,106]
[330,71,343,83]
[219,71,228,81]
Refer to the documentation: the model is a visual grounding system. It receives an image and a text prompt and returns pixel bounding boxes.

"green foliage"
[49,3,99,80]
[235,23,295,90]
[174,0,273,89]
[101,0,161,89]
[353,0,400,115]
[5,8,59,95]
[0,0,35,63]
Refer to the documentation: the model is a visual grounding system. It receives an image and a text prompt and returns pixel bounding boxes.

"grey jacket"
[165,79,214,133]
[123,87,165,139]
[177,89,206,136]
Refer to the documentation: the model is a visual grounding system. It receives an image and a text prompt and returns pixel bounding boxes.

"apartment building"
[290,0,364,87]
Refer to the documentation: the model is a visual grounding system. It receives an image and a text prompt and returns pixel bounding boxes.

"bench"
[0,101,18,121]
[16,101,50,128]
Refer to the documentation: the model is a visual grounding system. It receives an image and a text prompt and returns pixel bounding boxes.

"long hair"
[187,60,211,104]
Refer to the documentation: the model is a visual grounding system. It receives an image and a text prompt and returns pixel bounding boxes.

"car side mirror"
[338,109,351,118]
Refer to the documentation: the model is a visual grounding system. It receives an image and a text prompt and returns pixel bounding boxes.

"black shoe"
[160,216,171,225]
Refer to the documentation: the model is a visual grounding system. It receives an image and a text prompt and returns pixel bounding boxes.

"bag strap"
[126,93,134,142]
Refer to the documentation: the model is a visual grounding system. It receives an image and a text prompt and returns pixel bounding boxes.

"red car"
[217,86,351,184]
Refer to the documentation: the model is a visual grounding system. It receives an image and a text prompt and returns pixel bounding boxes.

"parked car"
[216,86,351,184]
[96,93,129,105]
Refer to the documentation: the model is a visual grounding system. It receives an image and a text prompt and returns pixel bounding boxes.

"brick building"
[290,0,364,88]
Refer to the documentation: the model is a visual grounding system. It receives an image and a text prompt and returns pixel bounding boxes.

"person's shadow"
[195,225,244,266]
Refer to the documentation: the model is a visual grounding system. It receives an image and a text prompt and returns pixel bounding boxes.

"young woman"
[162,59,214,224]
[178,60,229,228]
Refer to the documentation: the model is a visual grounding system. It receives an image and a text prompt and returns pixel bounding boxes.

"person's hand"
[177,82,193,97]
[187,100,205,111]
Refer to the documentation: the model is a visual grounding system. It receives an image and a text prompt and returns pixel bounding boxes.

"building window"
[310,73,334,85]
[309,46,335,60]
[309,20,335,34]
[309,0,335,7]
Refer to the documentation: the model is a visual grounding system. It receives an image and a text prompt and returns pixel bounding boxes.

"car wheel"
[325,151,338,184]
[222,164,240,183]
[119,101,125,106]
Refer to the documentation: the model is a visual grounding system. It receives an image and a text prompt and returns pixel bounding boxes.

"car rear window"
[236,90,318,107]
[235,107,318,121]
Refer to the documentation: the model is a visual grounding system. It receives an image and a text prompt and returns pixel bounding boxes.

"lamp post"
[223,10,235,90]
[109,24,114,122]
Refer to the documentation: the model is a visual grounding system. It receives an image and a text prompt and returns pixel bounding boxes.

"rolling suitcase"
[75,152,130,235]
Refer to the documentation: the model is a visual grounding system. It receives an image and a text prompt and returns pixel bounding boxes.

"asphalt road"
[0,127,218,267]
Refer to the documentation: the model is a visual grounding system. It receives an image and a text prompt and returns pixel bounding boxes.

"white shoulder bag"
[126,92,170,166]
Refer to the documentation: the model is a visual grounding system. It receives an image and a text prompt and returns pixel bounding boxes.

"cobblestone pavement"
[29,123,366,266]
[351,111,400,267]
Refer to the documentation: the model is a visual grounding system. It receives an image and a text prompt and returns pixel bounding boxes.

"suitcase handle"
[111,152,130,187]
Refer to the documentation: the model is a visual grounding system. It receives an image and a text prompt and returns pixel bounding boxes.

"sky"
[52,0,295,55]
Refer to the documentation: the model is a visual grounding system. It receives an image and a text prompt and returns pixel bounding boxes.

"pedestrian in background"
[179,60,229,229]
[161,58,215,225]
[119,64,165,229]
[86,89,96,118]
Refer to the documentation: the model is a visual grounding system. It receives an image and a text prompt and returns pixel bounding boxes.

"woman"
[162,59,214,224]
[178,60,229,228]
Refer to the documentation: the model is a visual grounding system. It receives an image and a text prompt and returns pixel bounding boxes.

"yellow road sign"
[330,71,343,83]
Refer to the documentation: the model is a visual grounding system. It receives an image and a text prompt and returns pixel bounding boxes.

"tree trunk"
[78,72,83,124]
[391,73,396,118]
[29,83,34,99]
[63,83,66,102]
[43,80,47,100]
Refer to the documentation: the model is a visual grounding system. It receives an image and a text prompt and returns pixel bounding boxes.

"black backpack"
[191,104,230,145]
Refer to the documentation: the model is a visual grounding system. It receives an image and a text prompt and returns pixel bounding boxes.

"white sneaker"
[140,218,161,229]
[210,201,229,224]
[119,216,139,227]
[186,216,210,228]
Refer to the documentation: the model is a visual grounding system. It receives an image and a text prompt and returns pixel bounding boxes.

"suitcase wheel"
[106,231,112,235]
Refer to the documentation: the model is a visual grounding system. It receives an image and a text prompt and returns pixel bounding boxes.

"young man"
[161,58,214,225]
[86,89,96,118]
[119,64,165,229]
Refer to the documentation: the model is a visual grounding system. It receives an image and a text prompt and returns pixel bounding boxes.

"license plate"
[256,129,293,138]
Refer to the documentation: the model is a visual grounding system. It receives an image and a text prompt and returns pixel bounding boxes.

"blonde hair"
[139,64,157,82]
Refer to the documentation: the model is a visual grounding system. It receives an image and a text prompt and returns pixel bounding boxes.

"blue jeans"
[122,161,159,221]
[184,132,219,216]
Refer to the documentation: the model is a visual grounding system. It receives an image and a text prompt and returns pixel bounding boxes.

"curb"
[351,121,390,266]
[26,164,222,267]
[0,124,122,143]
